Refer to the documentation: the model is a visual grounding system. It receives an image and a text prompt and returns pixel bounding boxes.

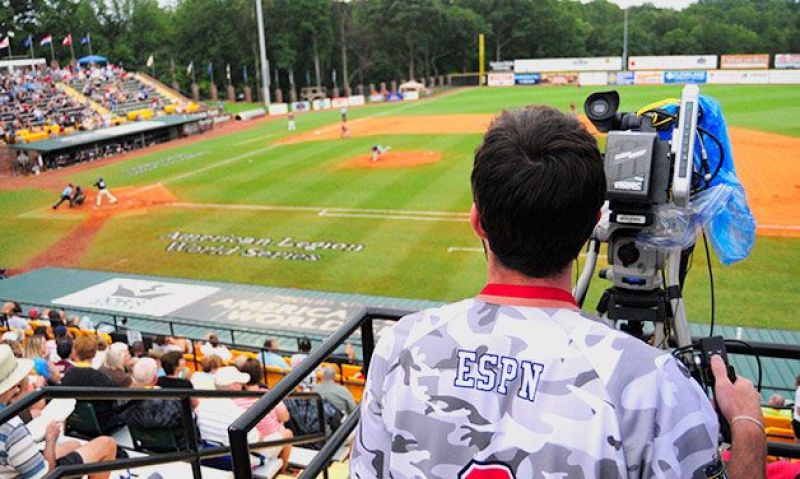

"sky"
[588,0,698,9]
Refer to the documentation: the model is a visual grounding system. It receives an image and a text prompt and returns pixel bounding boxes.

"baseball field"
[1,84,799,330]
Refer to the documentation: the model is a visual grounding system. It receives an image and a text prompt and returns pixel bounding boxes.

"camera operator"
[351,106,765,478]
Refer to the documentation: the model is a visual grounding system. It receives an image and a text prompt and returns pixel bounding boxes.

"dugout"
[6,114,211,172]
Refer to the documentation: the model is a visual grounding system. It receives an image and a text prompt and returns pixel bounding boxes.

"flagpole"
[88,34,93,62]
[28,37,33,59]
[49,41,54,65]
[69,40,75,65]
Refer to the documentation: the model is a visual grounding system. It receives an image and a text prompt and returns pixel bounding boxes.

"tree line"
[2,0,798,96]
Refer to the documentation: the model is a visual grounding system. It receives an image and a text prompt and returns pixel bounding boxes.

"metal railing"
[0,386,328,479]
[228,308,800,478]
[228,307,409,479]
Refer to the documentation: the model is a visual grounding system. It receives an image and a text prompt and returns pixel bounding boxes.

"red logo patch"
[459,461,515,479]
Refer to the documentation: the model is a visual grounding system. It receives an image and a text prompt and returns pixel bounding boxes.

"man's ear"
[470,203,487,240]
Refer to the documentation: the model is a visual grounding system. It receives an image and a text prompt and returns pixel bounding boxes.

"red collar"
[479,284,578,307]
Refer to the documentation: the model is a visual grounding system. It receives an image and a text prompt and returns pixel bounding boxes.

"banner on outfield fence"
[348,95,366,106]
[612,71,635,85]
[267,103,288,116]
[540,72,579,85]
[487,72,515,86]
[489,61,514,72]
[578,72,608,86]
[707,70,770,84]
[290,101,311,112]
[514,73,541,85]
[775,54,800,69]
[768,69,800,84]
[368,94,384,103]
[664,70,707,84]
[720,54,769,69]
[403,91,419,101]
[331,98,349,109]
[634,71,664,85]
[628,55,717,71]
[312,99,331,110]
[514,56,622,73]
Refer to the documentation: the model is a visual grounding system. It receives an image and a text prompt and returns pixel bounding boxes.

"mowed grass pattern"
[2,85,799,329]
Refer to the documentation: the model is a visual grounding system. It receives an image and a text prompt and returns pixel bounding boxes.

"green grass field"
[3,84,799,330]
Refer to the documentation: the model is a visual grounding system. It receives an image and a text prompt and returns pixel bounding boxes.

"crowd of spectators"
[0,301,360,477]
[71,65,163,115]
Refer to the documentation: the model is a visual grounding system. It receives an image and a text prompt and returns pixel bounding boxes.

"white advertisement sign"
[769,69,800,84]
[331,97,349,108]
[290,101,311,112]
[707,70,770,84]
[634,71,665,85]
[403,91,420,101]
[487,72,515,86]
[775,54,800,69]
[720,54,769,69]
[53,278,219,317]
[312,99,331,110]
[578,71,609,86]
[267,103,288,116]
[348,95,366,106]
[514,57,622,73]
[628,55,717,71]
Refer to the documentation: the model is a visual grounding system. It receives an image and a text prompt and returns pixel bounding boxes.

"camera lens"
[591,99,609,117]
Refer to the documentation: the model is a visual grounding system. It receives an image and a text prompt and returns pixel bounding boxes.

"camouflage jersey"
[351,290,719,479]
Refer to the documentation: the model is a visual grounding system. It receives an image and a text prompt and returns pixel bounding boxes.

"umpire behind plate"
[351,106,765,479]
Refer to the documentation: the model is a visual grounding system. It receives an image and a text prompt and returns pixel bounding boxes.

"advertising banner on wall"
[290,101,311,112]
[312,99,331,110]
[664,70,707,84]
[267,103,289,115]
[707,70,770,84]
[514,73,541,85]
[348,95,366,106]
[540,72,579,85]
[514,56,622,73]
[331,98,349,109]
[628,55,717,71]
[489,61,514,72]
[488,72,515,86]
[368,94,385,103]
[578,72,608,86]
[403,91,420,101]
[720,54,769,69]
[775,54,800,69]
[612,71,635,85]
[769,69,800,84]
[634,71,664,85]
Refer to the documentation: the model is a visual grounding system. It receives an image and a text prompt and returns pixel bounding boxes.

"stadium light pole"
[622,8,629,71]
[335,0,350,95]
[255,0,271,106]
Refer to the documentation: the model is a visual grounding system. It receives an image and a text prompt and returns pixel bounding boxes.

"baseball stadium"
[0,0,799,477]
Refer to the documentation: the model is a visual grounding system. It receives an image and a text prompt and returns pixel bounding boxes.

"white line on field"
[171,202,469,223]
[163,144,277,184]
[236,135,272,145]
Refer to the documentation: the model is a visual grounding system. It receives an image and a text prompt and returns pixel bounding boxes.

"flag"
[207,62,213,79]
[243,65,248,83]
[225,64,231,82]
[22,35,31,49]
[0,37,8,49]
[62,34,72,46]
[186,61,193,75]
[40,35,52,46]
[146,55,154,68]
[80,34,90,45]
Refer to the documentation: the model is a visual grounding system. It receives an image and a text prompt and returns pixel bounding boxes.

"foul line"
[171,202,469,223]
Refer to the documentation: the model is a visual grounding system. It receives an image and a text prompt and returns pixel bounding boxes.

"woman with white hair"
[99,343,132,388]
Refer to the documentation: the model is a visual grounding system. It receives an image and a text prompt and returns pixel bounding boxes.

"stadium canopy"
[399,80,425,93]
[78,55,108,66]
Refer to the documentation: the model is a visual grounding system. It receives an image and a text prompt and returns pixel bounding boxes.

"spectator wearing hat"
[195,366,259,446]
[0,344,117,478]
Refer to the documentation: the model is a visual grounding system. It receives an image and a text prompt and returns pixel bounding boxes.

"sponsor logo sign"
[348,95,366,106]
[775,53,800,69]
[331,97,349,109]
[53,279,219,317]
[487,72,514,87]
[514,73,541,85]
[267,103,288,115]
[368,94,384,103]
[514,57,621,73]
[720,54,769,69]
[613,71,635,85]
[707,70,769,84]
[312,99,331,110]
[664,70,707,84]
[290,101,311,112]
[403,91,419,101]
[634,71,664,85]
[489,60,514,72]
[628,55,717,71]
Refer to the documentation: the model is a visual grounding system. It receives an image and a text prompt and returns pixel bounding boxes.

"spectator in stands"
[24,335,61,385]
[235,358,293,473]
[313,366,356,416]
[120,358,190,450]
[3,302,29,332]
[131,340,146,359]
[54,337,74,375]
[191,355,223,390]
[195,366,259,445]
[200,334,232,362]
[1,339,22,358]
[99,343,132,388]
[0,344,117,479]
[47,310,64,329]
[794,374,800,440]
[46,325,68,362]
[60,335,125,434]
[157,351,195,393]
[291,337,315,390]
[261,339,288,370]
[91,336,109,369]
[767,394,786,407]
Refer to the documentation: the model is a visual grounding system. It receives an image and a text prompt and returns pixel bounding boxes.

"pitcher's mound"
[339,150,443,169]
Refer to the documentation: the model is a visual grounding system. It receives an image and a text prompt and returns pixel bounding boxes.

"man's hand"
[45,421,61,443]
[709,355,762,422]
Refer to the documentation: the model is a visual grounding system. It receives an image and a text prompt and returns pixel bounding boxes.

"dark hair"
[471,106,605,278]
[208,334,219,347]
[264,338,278,351]
[298,337,311,353]
[238,358,263,386]
[56,337,73,360]
[160,351,183,376]
[33,326,48,337]
[48,310,61,322]
[11,302,21,315]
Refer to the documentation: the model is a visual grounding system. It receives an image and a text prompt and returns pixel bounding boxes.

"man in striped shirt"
[0,344,116,479]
